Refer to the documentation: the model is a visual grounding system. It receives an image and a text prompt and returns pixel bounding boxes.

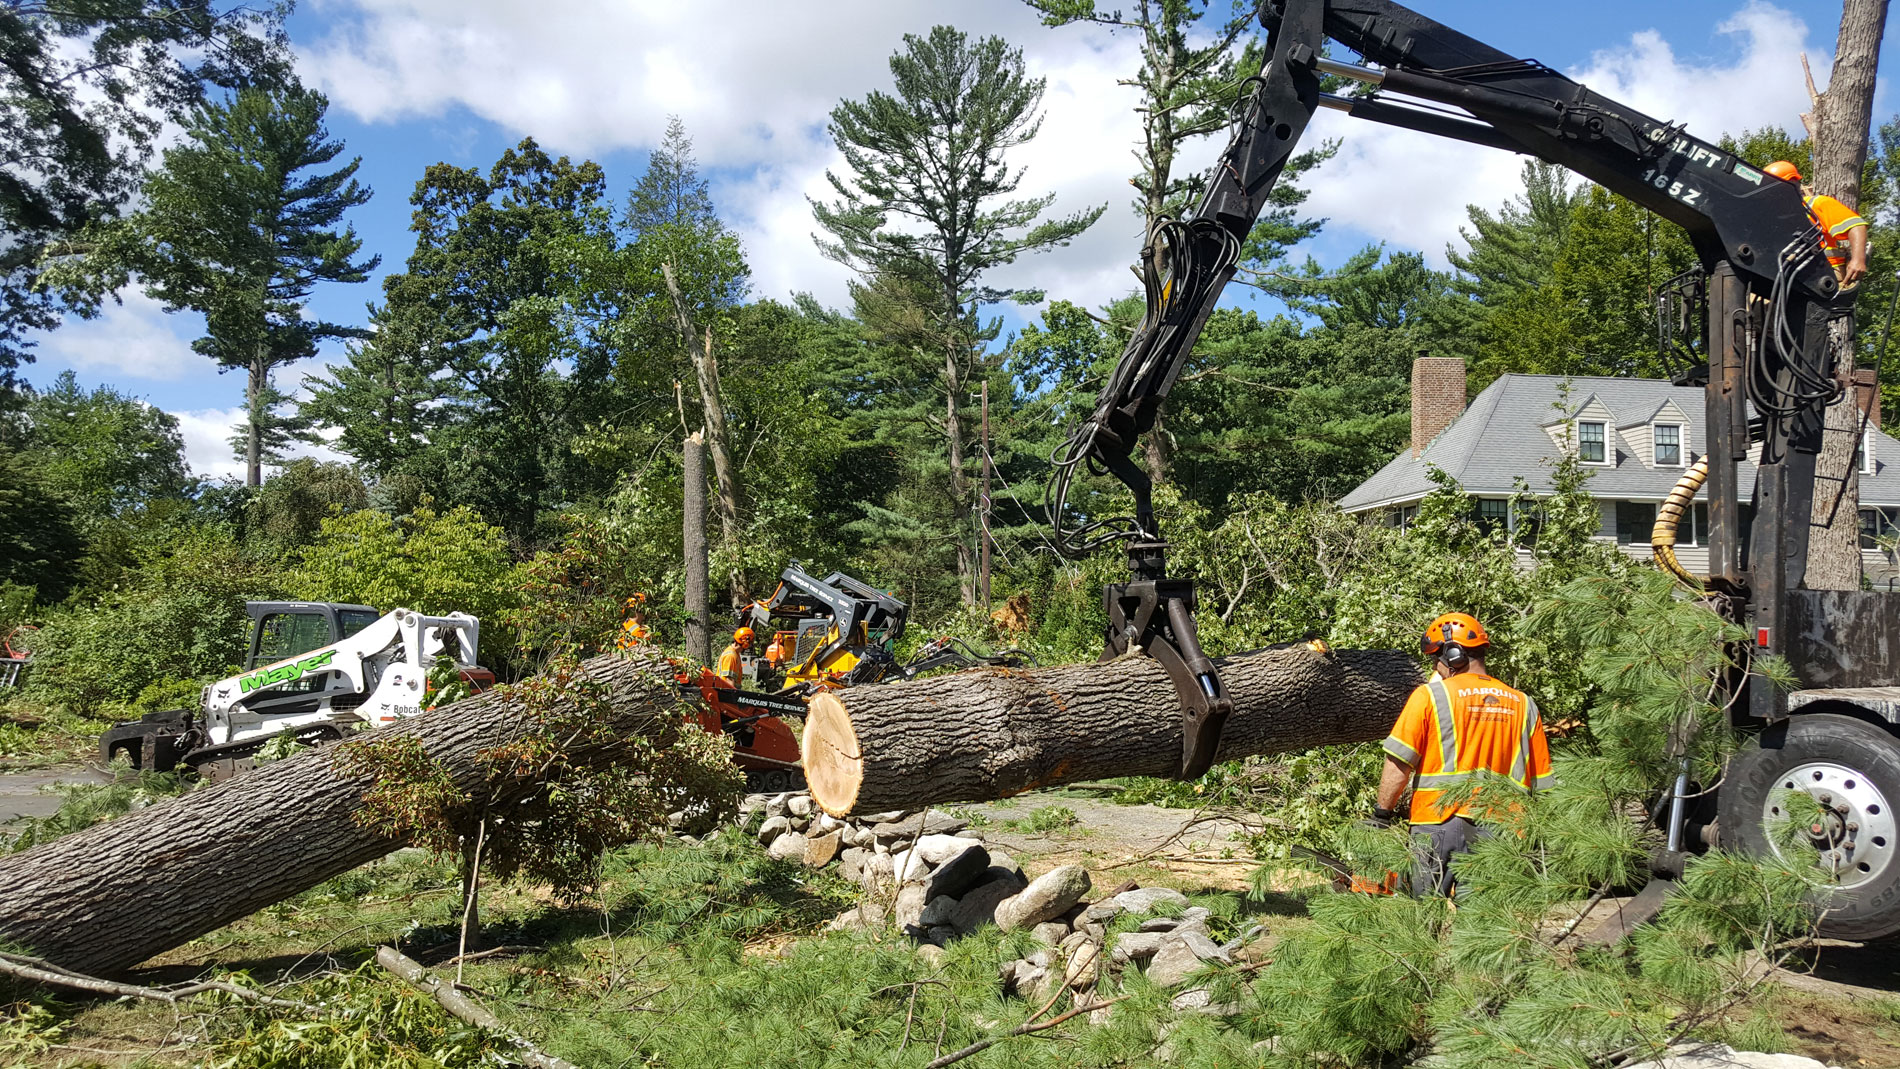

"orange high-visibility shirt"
[716,643,745,686]
[1382,671,1555,826]
[1805,193,1867,269]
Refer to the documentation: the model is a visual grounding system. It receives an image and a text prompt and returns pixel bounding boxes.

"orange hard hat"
[734,626,755,645]
[1764,160,1802,182]
[1420,612,1489,656]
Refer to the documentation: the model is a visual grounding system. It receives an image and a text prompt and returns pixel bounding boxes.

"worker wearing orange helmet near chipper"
[716,626,755,687]
[1765,159,1868,287]
[1370,613,1555,895]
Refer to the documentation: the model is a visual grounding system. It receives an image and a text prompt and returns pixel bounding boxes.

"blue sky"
[21,0,1894,478]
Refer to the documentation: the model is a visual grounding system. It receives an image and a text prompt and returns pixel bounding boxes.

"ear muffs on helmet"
[1440,642,1470,671]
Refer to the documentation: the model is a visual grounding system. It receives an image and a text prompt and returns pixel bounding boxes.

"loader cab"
[244,601,380,671]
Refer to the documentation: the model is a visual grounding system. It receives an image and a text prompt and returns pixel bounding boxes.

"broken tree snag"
[0,651,689,978]
[804,646,1421,816]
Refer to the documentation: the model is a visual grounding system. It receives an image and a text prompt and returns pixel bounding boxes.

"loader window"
[337,610,379,638]
[257,613,331,664]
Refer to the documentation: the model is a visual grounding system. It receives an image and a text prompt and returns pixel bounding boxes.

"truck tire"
[1719,713,1900,941]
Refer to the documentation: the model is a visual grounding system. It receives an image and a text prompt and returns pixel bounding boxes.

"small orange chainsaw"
[1290,845,1401,896]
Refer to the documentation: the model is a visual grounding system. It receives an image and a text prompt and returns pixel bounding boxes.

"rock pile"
[734,790,1263,1005]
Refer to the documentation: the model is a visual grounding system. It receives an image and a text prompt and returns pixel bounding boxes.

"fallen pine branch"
[374,945,580,1069]
[0,951,321,1014]
[923,994,1132,1069]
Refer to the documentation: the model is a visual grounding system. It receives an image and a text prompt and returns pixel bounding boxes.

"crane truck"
[1052,0,1900,940]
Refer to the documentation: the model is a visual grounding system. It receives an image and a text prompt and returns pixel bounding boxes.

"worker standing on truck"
[717,627,754,687]
[1765,160,1868,287]
[1371,613,1555,895]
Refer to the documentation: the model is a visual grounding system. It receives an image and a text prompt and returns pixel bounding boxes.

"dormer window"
[1654,423,1682,466]
[1579,421,1607,464]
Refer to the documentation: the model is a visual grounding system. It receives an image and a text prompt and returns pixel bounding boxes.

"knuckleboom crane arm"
[1055,0,1847,776]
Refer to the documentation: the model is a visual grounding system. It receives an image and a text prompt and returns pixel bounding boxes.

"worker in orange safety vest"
[1765,159,1868,287]
[716,626,754,687]
[1372,612,1555,895]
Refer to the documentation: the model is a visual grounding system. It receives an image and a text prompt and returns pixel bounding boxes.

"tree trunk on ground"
[683,431,711,665]
[661,262,746,607]
[0,650,686,978]
[1802,0,1888,591]
[803,645,1421,816]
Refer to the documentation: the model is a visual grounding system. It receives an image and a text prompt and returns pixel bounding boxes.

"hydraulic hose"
[1651,455,1710,589]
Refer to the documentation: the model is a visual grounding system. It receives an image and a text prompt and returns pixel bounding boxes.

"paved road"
[0,765,109,823]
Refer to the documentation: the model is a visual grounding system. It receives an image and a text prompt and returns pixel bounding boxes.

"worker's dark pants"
[1411,816,1490,896]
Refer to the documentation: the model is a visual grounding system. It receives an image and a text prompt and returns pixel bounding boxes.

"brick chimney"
[1411,356,1467,456]
[1855,366,1881,429]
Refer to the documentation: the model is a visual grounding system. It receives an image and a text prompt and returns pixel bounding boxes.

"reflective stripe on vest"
[1509,696,1540,787]
[1414,677,1465,788]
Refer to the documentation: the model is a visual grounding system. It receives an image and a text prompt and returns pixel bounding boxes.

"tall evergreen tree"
[1,0,289,386]
[91,81,377,485]
[813,25,1105,605]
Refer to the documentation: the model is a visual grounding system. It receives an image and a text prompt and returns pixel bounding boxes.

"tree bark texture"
[661,262,745,606]
[0,650,687,977]
[803,645,1421,816]
[944,344,975,608]
[246,356,265,487]
[1802,0,1888,589]
[683,431,711,666]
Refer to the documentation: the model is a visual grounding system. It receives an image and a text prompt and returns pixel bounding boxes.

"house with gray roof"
[1336,359,1900,583]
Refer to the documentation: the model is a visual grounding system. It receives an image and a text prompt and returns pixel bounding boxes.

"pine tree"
[813,25,1105,606]
[110,81,377,486]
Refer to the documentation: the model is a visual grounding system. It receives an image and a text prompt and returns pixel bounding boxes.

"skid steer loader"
[101,601,493,781]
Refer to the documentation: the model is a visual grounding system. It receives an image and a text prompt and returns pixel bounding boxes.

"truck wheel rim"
[1764,762,1896,890]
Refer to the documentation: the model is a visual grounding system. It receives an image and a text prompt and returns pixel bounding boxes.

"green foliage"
[288,502,524,631]
[204,964,504,1067]
[339,652,746,900]
[0,0,289,380]
[0,442,84,603]
[15,371,189,532]
[24,523,279,712]
[242,458,370,551]
[3,763,195,852]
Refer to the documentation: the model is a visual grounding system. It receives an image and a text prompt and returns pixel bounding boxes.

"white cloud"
[1304,2,1819,267]
[39,291,202,382]
[170,405,351,482]
[300,0,1831,311]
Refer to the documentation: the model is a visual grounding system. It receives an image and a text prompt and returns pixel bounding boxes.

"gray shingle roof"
[1336,373,1900,511]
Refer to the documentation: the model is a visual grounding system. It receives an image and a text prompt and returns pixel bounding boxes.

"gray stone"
[1081,920,1108,942]
[1143,930,1230,988]
[838,847,867,883]
[1113,887,1191,915]
[851,826,877,848]
[1064,941,1101,989]
[894,884,931,929]
[919,895,960,928]
[1084,902,1125,923]
[915,943,947,967]
[994,865,1092,932]
[1058,929,1092,953]
[766,831,808,862]
[1137,917,1179,933]
[787,794,813,817]
[1110,931,1167,964]
[1622,1046,1830,1069]
[803,831,843,868]
[859,810,907,824]
[975,865,1027,891]
[863,851,896,888]
[925,925,957,946]
[871,810,967,842]
[1029,922,1069,946]
[1180,906,1210,924]
[770,791,792,812]
[825,901,888,932]
[945,876,1023,935]
[914,833,974,865]
[955,828,986,839]
[757,815,791,845]
[922,844,991,901]
[890,847,931,884]
[987,850,1023,880]
[1170,987,1242,1015]
[813,813,841,835]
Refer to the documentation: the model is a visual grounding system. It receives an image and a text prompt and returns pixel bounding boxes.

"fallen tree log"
[0,651,687,978]
[804,645,1421,816]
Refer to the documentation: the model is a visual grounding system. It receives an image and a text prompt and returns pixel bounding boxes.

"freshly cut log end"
[804,647,1421,817]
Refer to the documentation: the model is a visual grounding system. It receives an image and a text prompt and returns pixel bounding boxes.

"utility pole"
[980,380,993,612]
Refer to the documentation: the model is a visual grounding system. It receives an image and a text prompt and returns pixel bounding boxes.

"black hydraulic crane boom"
[1051,0,1852,777]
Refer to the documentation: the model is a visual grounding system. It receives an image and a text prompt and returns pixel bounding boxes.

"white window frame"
[1861,429,1877,476]
[1577,420,1610,466]
[1652,422,1685,468]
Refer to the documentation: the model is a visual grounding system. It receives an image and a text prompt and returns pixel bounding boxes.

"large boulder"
[921,844,991,901]
[995,865,1092,933]
[945,875,1027,935]
[767,831,810,863]
[803,831,843,868]
[1113,887,1191,915]
[1144,930,1230,988]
